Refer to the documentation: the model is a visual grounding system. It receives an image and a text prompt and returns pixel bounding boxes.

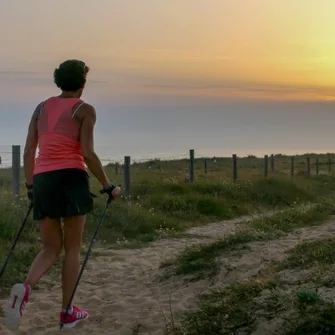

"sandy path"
[0,207,331,335]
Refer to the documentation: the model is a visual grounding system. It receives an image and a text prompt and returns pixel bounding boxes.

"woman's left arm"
[23,103,42,185]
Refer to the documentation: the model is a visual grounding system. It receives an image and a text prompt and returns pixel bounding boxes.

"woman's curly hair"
[53,59,90,91]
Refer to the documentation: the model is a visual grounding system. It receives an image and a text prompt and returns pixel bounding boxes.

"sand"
[0,208,334,334]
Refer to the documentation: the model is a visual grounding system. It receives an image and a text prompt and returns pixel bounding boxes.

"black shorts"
[32,168,94,220]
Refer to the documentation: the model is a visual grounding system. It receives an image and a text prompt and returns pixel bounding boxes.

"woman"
[4,59,121,331]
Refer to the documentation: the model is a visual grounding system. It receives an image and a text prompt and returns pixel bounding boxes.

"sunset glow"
[0,0,335,102]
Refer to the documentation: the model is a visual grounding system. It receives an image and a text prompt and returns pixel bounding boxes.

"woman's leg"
[59,215,89,328]
[5,217,63,331]
[58,168,92,327]
[61,215,86,310]
[25,217,63,287]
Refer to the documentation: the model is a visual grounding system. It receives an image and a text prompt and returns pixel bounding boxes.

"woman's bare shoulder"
[74,102,97,126]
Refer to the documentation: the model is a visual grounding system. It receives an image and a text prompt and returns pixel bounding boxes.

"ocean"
[2,100,335,168]
[0,144,244,168]
[0,145,194,168]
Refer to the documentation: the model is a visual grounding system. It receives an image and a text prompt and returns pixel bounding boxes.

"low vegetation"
[1,174,333,290]
[167,235,335,334]
[1,154,335,334]
[279,238,335,271]
[175,276,335,335]
[160,202,331,280]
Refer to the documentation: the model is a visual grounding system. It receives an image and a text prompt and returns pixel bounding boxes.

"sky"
[0,0,335,159]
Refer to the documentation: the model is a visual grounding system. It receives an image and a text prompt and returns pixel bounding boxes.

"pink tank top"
[34,96,86,175]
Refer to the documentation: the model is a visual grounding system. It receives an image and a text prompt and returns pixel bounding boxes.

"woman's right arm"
[79,103,111,189]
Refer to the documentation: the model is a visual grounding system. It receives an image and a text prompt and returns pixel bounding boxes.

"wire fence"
[0,149,189,168]
[0,146,334,198]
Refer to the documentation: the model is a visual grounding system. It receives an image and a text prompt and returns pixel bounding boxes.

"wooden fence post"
[124,156,131,199]
[270,154,274,173]
[115,163,118,175]
[329,156,332,175]
[189,149,195,183]
[264,155,268,178]
[290,156,295,178]
[204,159,207,174]
[12,145,20,197]
[232,154,237,183]
[306,157,311,177]
[316,157,319,175]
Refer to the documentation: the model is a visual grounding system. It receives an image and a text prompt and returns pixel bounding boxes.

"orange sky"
[1,0,335,101]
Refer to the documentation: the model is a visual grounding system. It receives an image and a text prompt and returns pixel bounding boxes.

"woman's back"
[34,96,86,175]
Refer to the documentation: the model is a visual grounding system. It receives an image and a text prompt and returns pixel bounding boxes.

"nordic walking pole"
[0,203,33,280]
[60,194,113,329]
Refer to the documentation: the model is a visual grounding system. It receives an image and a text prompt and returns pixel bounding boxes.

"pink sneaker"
[60,305,89,328]
[4,282,31,331]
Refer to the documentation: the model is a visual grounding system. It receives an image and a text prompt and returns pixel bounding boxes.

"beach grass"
[0,153,335,330]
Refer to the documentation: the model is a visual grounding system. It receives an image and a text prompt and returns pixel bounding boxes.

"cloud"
[140,77,335,101]
[1,67,334,104]
[0,70,51,85]
[0,70,109,89]
[87,80,109,85]
[0,70,38,75]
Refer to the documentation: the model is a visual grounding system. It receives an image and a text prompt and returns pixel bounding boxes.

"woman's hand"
[100,183,121,198]
[111,185,121,197]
